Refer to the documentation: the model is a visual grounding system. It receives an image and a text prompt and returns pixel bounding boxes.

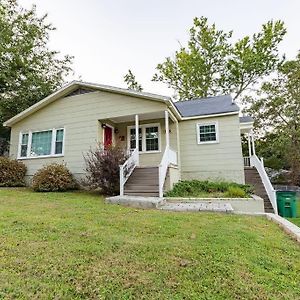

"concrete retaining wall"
[166,195,265,213]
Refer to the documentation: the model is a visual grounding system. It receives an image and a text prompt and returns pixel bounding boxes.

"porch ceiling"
[107,111,165,123]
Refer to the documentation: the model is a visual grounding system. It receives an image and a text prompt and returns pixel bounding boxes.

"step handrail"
[119,148,139,196]
[158,146,177,198]
[250,155,278,214]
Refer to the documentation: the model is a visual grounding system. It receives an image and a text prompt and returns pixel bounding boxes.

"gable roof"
[3,81,172,127]
[3,81,241,127]
[173,95,239,118]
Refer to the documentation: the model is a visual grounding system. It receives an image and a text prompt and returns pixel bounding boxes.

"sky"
[19,0,300,96]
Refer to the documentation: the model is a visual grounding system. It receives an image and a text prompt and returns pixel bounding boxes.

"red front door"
[104,126,113,149]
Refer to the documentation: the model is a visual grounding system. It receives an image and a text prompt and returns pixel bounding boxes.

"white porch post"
[135,114,139,165]
[251,131,256,155]
[165,110,169,149]
[247,132,252,157]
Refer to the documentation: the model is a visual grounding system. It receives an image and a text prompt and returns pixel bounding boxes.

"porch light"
[101,123,107,129]
[114,128,119,134]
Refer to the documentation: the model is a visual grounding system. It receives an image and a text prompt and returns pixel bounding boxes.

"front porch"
[98,110,180,197]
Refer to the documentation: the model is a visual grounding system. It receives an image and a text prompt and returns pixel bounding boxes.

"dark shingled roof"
[239,116,254,123]
[174,95,239,117]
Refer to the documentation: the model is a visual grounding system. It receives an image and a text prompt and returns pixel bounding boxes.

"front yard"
[0,189,299,299]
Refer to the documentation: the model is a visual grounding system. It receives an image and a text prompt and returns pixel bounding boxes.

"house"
[4,81,260,198]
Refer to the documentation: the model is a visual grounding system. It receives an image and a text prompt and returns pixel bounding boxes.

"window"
[128,124,160,152]
[19,128,64,158]
[145,126,159,151]
[197,122,219,144]
[55,129,64,154]
[31,130,52,156]
[129,128,142,151]
[20,133,29,157]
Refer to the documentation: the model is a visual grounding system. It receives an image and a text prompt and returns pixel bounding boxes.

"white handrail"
[158,146,177,198]
[250,155,278,214]
[119,148,139,196]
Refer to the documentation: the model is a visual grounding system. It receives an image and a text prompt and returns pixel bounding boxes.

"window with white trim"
[19,128,64,158]
[128,124,160,152]
[129,128,142,152]
[20,133,29,158]
[145,126,159,151]
[197,122,218,144]
[55,129,64,154]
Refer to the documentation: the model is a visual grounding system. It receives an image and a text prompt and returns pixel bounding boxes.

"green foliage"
[0,0,73,137]
[0,138,9,156]
[0,157,26,186]
[248,53,300,184]
[84,144,128,195]
[224,186,247,198]
[165,180,253,198]
[153,17,286,100]
[32,163,77,192]
[124,69,143,92]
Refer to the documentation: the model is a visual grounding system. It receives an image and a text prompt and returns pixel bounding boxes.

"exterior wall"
[178,114,245,184]
[9,91,168,180]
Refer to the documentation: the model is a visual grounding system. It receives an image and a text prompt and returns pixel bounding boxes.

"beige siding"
[9,91,168,179]
[178,114,245,184]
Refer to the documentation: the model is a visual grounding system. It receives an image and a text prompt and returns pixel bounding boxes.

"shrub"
[83,144,129,195]
[0,157,27,187]
[32,163,77,192]
[0,139,9,156]
[165,180,253,198]
[224,186,247,198]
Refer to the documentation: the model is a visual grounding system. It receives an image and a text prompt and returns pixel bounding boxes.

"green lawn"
[0,189,299,299]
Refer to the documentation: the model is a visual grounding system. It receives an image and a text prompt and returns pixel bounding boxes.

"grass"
[165,180,253,198]
[0,189,299,299]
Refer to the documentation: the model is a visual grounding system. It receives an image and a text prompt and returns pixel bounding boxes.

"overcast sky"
[19,0,300,96]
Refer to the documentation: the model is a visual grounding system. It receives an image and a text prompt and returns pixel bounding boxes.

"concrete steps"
[124,167,159,197]
[244,167,274,213]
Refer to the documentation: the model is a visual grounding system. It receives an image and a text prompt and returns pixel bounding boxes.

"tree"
[124,69,143,92]
[153,17,286,100]
[0,0,73,138]
[248,53,300,184]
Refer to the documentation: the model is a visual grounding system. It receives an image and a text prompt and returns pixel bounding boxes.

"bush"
[0,138,9,156]
[83,144,129,195]
[32,163,77,192]
[224,186,247,198]
[0,157,27,186]
[165,180,253,198]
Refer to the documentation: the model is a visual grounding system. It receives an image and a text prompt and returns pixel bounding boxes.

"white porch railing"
[243,156,251,167]
[119,148,139,196]
[250,155,278,214]
[158,146,177,198]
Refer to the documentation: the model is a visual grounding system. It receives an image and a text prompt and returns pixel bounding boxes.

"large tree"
[153,17,286,100]
[248,53,300,184]
[0,0,73,137]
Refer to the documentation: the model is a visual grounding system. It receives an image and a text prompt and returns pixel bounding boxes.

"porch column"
[165,110,169,149]
[135,114,139,151]
[247,132,252,157]
[251,131,256,155]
